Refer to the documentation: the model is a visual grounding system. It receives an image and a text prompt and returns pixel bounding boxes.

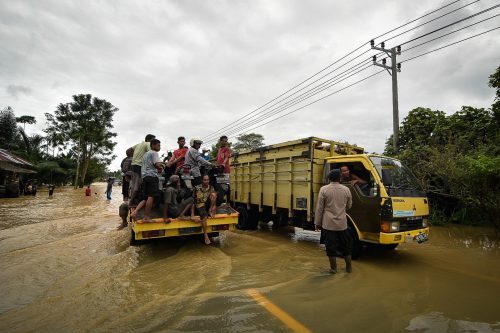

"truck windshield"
[369,156,426,197]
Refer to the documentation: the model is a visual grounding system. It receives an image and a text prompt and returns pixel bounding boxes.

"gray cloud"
[0,0,498,170]
[6,85,33,98]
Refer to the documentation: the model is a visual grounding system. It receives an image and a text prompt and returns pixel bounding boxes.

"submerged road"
[0,184,499,333]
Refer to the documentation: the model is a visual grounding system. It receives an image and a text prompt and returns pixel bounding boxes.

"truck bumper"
[379,227,430,244]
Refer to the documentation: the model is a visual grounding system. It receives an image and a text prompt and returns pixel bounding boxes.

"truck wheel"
[247,208,259,229]
[237,206,249,229]
[272,210,288,229]
[130,230,139,246]
[348,224,362,260]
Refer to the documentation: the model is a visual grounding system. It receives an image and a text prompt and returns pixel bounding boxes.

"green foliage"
[384,68,500,229]
[232,133,265,153]
[45,94,118,187]
[0,107,21,150]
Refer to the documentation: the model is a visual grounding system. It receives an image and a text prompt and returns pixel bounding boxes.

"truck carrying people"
[230,136,429,257]
[125,136,238,245]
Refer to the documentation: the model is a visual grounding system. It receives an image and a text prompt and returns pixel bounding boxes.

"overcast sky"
[1,0,499,170]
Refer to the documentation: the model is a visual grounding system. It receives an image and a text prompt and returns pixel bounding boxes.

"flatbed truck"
[230,137,429,257]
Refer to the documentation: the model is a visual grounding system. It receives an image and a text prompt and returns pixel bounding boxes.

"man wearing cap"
[315,169,353,274]
[162,175,194,223]
[184,138,213,187]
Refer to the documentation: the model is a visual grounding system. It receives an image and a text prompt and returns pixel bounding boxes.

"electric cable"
[203,57,375,143]
[400,26,499,63]
[402,13,500,52]
[202,2,492,144]
[224,70,386,142]
[202,0,469,141]
[204,63,376,144]
[381,1,497,46]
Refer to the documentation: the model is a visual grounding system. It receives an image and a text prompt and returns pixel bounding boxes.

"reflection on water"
[0,185,499,332]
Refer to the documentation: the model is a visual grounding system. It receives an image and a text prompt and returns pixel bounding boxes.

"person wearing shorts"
[191,175,217,245]
[128,134,155,206]
[130,139,162,222]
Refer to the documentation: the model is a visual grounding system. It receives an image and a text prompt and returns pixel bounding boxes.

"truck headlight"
[381,221,400,232]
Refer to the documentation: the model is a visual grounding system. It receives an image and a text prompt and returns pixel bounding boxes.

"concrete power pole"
[371,40,401,154]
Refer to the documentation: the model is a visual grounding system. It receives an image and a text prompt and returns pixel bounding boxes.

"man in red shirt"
[217,135,231,173]
[168,136,188,174]
[216,135,232,203]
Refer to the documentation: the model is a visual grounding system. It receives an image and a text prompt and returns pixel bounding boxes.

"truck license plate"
[216,175,229,184]
[414,234,429,243]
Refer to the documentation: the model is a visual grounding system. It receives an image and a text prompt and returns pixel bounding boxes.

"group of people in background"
[116,134,231,245]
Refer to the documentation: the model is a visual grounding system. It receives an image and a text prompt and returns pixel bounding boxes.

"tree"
[0,106,20,151]
[232,133,265,153]
[16,115,36,131]
[45,94,118,187]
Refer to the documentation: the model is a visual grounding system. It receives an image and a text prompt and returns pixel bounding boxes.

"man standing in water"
[106,178,113,200]
[315,169,353,273]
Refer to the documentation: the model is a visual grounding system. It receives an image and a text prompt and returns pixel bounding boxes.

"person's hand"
[315,224,321,232]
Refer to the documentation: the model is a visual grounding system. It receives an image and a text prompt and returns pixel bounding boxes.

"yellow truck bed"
[130,206,238,243]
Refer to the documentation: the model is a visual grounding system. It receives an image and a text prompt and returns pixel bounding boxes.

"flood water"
[0,184,499,333]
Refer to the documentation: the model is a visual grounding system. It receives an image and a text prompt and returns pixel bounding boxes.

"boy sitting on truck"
[163,175,193,223]
[191,175,217,245]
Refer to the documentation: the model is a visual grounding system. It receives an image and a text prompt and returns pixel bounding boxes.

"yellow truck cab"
[230,137,429,257]
[130,206,239,245]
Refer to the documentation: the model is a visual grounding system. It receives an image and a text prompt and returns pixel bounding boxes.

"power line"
[203,58,375,143]
[223,70,386,143]
[202,0,470,142]
[379,0,481,45]
[203,2,496,145]
[204,63,375,144]
[397,3,500,47]
[401,26,500,63]
[402,13,500,52]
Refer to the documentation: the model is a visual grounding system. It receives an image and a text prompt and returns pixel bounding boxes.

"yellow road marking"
[246,289,313,333]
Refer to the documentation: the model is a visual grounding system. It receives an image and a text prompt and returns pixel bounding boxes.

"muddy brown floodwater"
[0,184,499,333]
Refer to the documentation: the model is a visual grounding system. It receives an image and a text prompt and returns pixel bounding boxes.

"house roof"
[0,149,36,173]
[0,149,34,166]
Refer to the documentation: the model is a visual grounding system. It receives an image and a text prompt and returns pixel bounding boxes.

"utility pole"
[371,40,401,154]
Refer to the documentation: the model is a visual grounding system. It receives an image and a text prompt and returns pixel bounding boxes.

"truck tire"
[130,230,140,246]
[0,185,6,198]
[237,206,249,229]
[247,208,259,230]
[272,210,288,229]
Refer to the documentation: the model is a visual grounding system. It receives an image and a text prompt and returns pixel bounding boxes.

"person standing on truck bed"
[120,147,134,201]
[128,134,156,206]
[167,136,188,174]
[315,169,353,274]
[131,139,163,223]
[163,175,193,223]
[185,138,213,187]
[191,175,217,245]
[216,135,232,203]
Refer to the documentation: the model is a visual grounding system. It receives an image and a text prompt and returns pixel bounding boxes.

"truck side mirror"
[381,169,393,187]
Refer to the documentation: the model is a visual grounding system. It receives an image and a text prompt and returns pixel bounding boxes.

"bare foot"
[204,237,211,245]
[163,218,171,224]
[142,217,153,223]
[178,215,189,220]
